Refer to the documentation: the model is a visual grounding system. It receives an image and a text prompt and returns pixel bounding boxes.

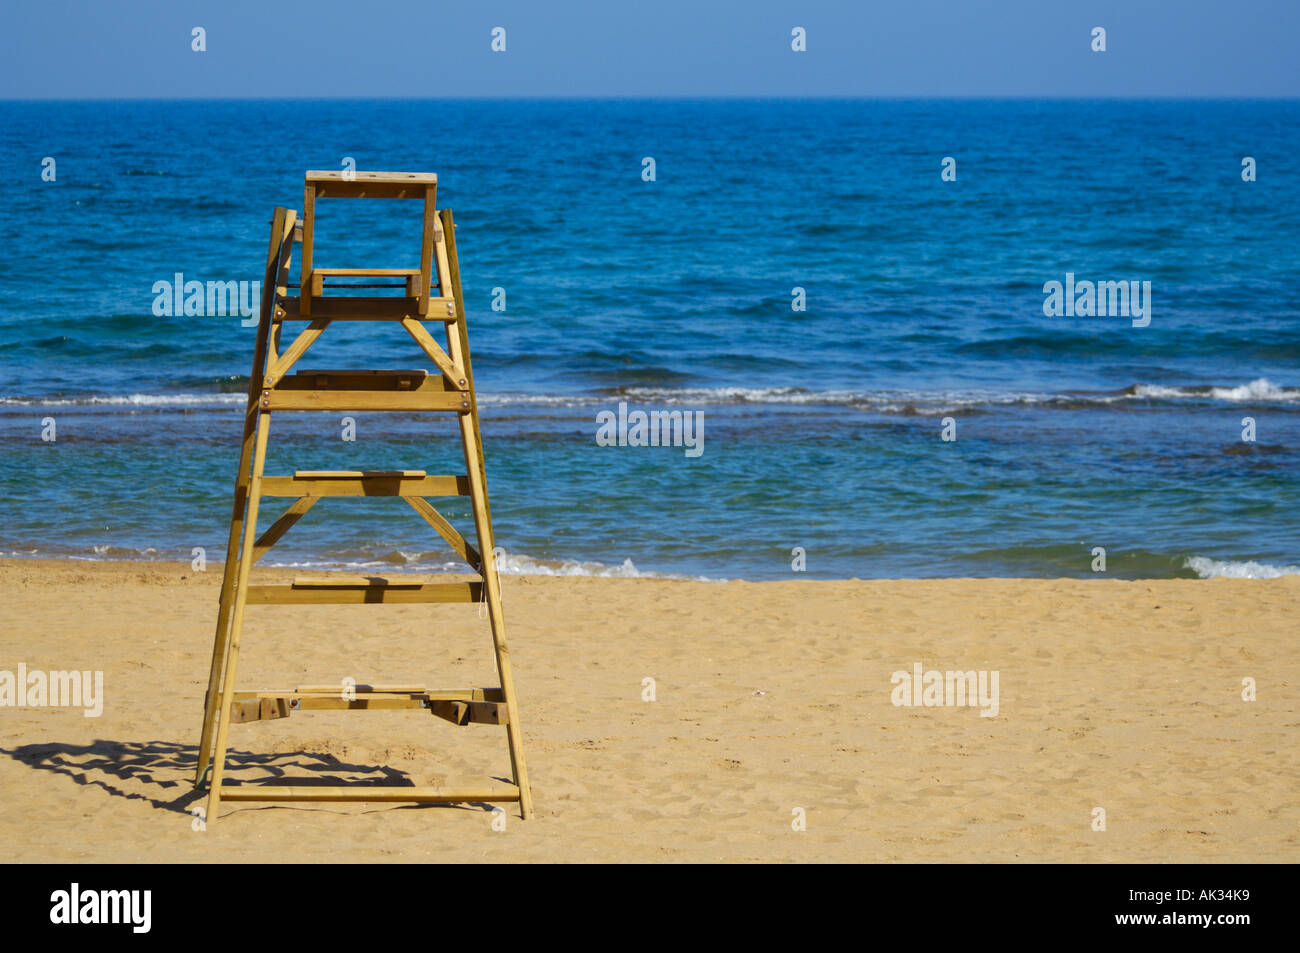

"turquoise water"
[2,99,1299,579]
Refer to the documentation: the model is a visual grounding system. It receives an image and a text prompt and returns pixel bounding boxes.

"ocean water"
[1,98,1298,580]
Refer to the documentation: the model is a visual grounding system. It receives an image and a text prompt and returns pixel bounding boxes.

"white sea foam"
[1184,556,1300,579]
[0,393,244,407]
[606,379,1300,411]
[1132,378,1300,403]
[493,551,690,578]
[476,393,605,407]
[287,549,720,581]
[4,537,722,580]
[4,378,1296,413]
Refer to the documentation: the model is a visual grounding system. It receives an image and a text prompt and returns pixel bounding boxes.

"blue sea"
[2,99,1299,580]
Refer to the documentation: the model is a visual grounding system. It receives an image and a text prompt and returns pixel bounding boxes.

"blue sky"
[1,0,1297,99]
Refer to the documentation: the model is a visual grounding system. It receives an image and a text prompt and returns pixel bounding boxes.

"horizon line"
[3,94,1300,104]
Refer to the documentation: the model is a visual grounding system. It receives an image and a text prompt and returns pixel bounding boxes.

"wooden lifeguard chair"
[193,171,532,822]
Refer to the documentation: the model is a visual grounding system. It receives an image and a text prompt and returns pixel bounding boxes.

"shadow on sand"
[0,740,497,815]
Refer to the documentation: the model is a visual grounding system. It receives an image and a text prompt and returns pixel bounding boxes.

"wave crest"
[1184,556,1300,579]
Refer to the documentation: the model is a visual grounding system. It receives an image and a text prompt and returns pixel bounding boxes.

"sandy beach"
[0,557,1294,863]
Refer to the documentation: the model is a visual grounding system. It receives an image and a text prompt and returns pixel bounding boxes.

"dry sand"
[0,557,1295,863]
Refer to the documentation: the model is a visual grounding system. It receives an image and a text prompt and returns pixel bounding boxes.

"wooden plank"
[259,474,469,497]
[290,574,458,587]
[219,783,519,804]
[311,182,435,198]
[406,496,481,570]
[401,317,466,390]
[307,170,437,184]
[306,170,437,199]
[279,295,457,320]
[313,269,421,295]
[443,206,534,819]
[242,688,503,701]
[290,368,432,387]
[292,684,427,694]
[228,689,504,715]
[230,697,291,723]
[265,318,330,383]
[205,408,273,822]
[307,170,437,183]
[260,695,430,712]
[429,699,509,726]
[300,183,316,315]
[312,268,422,277]
[443,210,492,526]
[293,469,426,478]
[244,580,483,605]
[251,497,317,564]
[433,213,453,302]
[260,389,468,412]
[196,206,296,786]
[418,183,437,313]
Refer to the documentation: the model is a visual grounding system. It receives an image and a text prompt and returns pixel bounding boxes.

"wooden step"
[311,268,422,278]
[279,295,457,320]
[259,472,470,498]
[292,469,426,479]
[218,782,520,804]
[244,578,483,605]
[260,368,468,412]
[240,687,503,701]
[294,683,427,693]
[228,688,508,725]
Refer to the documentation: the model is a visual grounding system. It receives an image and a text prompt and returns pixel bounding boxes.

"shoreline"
[0,552,1286,582]
[1,557,1296,862]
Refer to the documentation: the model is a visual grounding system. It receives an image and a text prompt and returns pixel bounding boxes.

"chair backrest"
[299,171,440,315]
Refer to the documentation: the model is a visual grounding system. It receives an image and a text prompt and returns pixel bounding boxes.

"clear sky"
[1,0,1297,99]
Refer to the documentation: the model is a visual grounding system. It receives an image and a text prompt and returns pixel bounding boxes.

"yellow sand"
[0,558,1295,862]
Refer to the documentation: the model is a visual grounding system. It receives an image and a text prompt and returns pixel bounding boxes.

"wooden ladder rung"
[218,783,520,803]
[296,368,429,378]
[309,268,429,297]
[260,388,468,413]
[240,687,503,701]
[245,579,483,605]
[259,368,467,412]
[293,683,427,693]
[292,469,427,479]
[312,268,423,277]
[259,472,470,497]
[279,296,457,320]
[228,692,508,725]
